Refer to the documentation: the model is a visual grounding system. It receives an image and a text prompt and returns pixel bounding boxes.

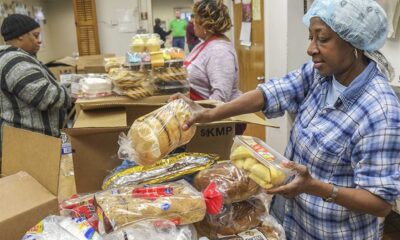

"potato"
[249,173,273,189]
[243,157,258,170]
[234,158,245,169]
[270,166,286,185]
[250,164,271,183]
[230,146,253,161]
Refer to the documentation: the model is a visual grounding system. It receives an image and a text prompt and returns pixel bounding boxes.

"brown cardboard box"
[46,56,77,81]
[2,126,62,195]
[76,54,115,74]
[0,172,59,240]
[1,126,76,201]
[0,126,77,239]
[0,101,278,196]
[65,99,278,193]
[74,95,171,116]
[49,66,76,81]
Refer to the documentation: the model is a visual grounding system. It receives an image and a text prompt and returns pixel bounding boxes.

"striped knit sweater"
[0,45,71,155]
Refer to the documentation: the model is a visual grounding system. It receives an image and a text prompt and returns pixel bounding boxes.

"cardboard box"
[2,126,62,196]
[0,172,59,240]
[0,100,278,196]
[76,54,115,74]
[0,125,64,240]
[0,125,76,240]
[74,95,171,116]
[49,66,76,81]
[65,99,278,193]
[46,56,78,81]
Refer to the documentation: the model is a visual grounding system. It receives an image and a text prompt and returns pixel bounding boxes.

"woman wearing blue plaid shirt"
[173,0,400,239]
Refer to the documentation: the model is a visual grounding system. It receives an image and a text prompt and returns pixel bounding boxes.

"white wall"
[96,0,140,56]
[264,0,309,154]
[46,0,77,61]
[381,29,400,82]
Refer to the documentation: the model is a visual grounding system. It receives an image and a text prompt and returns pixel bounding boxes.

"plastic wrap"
[109,68,148,89]
[193,161,260,204]
[94,180,206,234]
[80,74,113,99]
[22,216,101,240]
[58,133,77,202]
[230,136,294,189]
[200,214,286,240]
[59,193,99,231]
[104,57,125,73]
[102,153,218,190]
[126,48,185,70]
[130,34,163,53]
[118,99,197,166]
[151,67,189,95]
[60,74,86,99]
[195,198,267,238]
[108,68,153,99]
[103,219,197,240]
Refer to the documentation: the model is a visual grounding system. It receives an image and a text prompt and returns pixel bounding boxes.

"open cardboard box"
[0,98,278,200]
[0,126,62,240]
[46,56,77,81]
[76,54,115,74]
[66,99,278,193]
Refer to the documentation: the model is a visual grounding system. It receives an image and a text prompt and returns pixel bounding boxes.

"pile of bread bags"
[23,99,288,240]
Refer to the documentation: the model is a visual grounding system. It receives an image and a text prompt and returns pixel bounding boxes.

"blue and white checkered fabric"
[258,61,400,239]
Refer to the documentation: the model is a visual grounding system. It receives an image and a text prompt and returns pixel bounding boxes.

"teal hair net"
[303,0,388,51]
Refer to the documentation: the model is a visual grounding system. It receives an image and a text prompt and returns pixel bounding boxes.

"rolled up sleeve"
[256,61,316,118]
[352,125,400,204]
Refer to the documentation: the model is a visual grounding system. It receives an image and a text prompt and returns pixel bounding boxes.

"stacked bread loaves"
[127,99,196,165]
[195,199,266,238]
[193,162,260,204]
[193,162,270,237]
[95,180,206,233]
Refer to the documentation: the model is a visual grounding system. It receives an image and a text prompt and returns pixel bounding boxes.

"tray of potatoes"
[230,136,294,189]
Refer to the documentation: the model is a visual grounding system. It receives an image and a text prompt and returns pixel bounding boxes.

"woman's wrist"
[305,178,334,199]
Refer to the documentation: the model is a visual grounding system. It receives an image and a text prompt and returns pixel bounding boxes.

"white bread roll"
[128,99,196,165]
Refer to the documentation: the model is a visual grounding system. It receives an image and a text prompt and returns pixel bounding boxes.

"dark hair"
[155,18,161,25]
[192,0,232,34]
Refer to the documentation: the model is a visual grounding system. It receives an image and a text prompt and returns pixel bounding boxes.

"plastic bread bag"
[103,219,197,240]
[22,216,102,240]
[102,153,218,190]
[193,161,260,204]
[60,193,95,211]
[59,193,99,231]
[195,198,268,238]
[230,136,295,189]
[255,214,286,240]
[118,99,197,166]
[198,214,286,240]
[94,180,207,234]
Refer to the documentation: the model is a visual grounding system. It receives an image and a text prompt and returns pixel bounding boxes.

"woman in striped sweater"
[0,14,71,159]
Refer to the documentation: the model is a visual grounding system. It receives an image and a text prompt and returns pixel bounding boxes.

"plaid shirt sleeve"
[257,61,316,118]
[352,123,400,204]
